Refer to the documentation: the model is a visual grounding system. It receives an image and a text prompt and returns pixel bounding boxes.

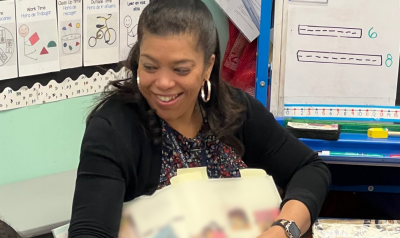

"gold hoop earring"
[201,80,211,102]
[137,77,140,90]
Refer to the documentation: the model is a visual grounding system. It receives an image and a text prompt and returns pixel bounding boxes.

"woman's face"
[138,33,215,121]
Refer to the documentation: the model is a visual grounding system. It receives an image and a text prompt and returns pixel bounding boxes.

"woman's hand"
[256,225,287,238]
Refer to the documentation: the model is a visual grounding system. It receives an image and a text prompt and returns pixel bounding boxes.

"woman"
[69,0,331,237]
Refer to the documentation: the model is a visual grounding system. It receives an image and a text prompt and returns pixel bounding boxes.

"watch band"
[271,219,301,238]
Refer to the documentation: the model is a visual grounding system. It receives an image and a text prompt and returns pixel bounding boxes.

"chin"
[154,109,180,122]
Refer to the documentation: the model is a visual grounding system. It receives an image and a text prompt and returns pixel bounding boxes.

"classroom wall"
[0,0,229,187]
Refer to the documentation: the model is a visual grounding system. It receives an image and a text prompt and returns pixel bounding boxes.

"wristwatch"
[271,219,301,238]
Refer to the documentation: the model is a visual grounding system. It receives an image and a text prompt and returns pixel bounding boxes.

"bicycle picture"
[88,14,117,48]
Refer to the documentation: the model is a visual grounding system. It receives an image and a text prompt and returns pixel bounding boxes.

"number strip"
[284,105,400,121]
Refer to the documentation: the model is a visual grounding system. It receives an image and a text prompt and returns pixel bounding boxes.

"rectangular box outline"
[298,25,362,38]
[297,50,382,66]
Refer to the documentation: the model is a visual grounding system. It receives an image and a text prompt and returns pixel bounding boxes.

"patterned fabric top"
[158,118,248,189]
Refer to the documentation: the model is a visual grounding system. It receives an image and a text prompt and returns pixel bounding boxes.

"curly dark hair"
[90,0,246,155]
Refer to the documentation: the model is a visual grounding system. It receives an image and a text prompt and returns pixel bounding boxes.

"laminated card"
[15,0,60,77]
[0,0,18,80]
[57,0,83,70]
[119,0,149,61]
[83,0,119,66]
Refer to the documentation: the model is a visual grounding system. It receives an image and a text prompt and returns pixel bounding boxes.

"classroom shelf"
[275,117,400,166]
[302,133,400,155]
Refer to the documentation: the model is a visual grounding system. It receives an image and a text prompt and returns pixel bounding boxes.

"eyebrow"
[140,54,196,65]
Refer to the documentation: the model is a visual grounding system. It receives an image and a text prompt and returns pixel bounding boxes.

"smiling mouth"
[156,93,182,102]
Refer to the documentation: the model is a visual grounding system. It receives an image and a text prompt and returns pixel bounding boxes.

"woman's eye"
[175,68,190,75]
[144,65,157,71]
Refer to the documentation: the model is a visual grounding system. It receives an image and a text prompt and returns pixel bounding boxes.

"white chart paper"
[214,0,261,42]
[83,0,119,66]
[57,0,83,70]
[284,0,400,106]
[119,0,149,62]
[0,0,18,80]
[15,0,60,77]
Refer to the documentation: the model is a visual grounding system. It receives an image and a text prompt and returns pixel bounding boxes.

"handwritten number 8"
[368,27,378,39]
[386,54,393,67]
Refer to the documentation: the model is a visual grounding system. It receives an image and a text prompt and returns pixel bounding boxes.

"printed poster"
[0,0,18,80]
[57,0,83,70]
[15,0,60,77]
[83,0,119,66]
[119,0,149,61]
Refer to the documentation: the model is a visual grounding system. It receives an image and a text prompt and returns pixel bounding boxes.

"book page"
[126,188,189,238]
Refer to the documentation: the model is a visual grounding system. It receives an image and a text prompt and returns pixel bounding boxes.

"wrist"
[266,225,288,237]
[271,219,301,238]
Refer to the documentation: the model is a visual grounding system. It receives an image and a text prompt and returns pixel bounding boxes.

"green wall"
[0,0,228,186]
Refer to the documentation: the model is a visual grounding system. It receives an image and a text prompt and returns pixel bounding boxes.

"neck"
[164,103,203,139]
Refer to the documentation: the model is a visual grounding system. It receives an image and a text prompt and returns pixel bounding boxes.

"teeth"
[157,94,179,102]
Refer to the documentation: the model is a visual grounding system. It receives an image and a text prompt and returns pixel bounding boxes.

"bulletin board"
[0,0,150,111]
[264,0,400,120]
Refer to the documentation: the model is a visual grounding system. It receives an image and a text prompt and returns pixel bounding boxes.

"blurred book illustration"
[52,168,281,238]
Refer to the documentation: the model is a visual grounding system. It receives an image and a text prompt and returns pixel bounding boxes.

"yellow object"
[177,167,208,179]
[170,167,207,185]
[368,128,400,138]
[240,168,267,177]
[170,172,203,186]
[368,128,388,138]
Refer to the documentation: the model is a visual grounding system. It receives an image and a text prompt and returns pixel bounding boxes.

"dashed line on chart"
[298,25,362,38]
[297,51,382,66]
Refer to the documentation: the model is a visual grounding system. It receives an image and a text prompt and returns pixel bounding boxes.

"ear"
[204,54,216,81]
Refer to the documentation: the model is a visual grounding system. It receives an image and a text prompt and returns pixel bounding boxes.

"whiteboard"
[282,0,400,106]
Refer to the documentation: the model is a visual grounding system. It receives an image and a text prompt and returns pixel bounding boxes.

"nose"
[154,72,176,91]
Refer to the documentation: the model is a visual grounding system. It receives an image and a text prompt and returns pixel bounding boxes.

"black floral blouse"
[158,118,248,189]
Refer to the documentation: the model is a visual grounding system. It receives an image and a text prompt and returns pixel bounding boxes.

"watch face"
[288,222,301,238]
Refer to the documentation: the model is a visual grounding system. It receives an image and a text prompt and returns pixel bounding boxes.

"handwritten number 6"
[386,54,393,67]
[368,27,377,39]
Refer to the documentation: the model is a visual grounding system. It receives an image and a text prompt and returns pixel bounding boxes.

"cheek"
[181,77,203,96]
[137,73,153,90]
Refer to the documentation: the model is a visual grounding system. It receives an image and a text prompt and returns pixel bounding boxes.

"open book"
[53,168,281,238]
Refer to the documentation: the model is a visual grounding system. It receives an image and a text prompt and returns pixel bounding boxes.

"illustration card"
[119,0,149,61]
[0,0,18,80]
[57,0,83,70]
[15,0,60,77]
[83,0,119,66]
[128,188,189,238]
